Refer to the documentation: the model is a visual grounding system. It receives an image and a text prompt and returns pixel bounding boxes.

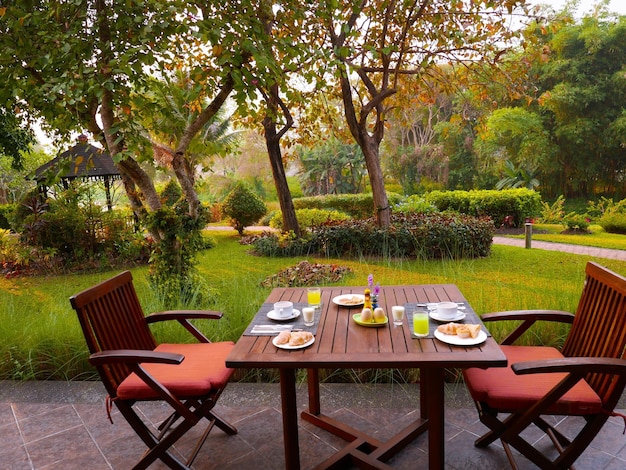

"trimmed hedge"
[293,192,403,219]
[268,208,350,231]
[424,188,542,228]
[252,213,495,259]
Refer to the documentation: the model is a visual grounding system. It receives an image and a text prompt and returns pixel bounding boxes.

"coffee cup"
[437,301,457,319]
[274,301,294,318]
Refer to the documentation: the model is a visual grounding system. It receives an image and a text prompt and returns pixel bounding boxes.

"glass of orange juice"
[413,311,429,337]
[307,287,321,308]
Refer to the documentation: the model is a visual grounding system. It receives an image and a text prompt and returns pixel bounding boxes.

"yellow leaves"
[0,7,6,17]
[73,156,84,175]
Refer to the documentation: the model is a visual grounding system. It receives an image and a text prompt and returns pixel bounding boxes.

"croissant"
[436,322,462,335]
[275,330,291,345]
[288,331,314,346]
[439,323,481,338]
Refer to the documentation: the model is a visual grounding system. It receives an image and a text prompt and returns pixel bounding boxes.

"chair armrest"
[482,310,574,345]
[146,310,224,343]
[512,357,626,376]
[89,349,184,366]
[146,310,223,322]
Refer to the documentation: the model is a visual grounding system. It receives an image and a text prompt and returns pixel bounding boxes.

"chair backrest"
[70,271,157,392]
[562,262,626,405]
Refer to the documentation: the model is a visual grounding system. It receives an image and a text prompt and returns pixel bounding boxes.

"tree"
[0,1,254,298]
[475,106,556,186]
[298,138,367,195]
[536,12,626,197]
[0,106,35,170]
[316,0,532,226]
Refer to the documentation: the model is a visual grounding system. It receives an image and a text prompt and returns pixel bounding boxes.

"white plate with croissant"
[272,331,315,350]
[333,294,365,307]
[434,322,487,346]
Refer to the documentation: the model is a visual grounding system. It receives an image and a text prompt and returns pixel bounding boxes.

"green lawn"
[2,228,626,382]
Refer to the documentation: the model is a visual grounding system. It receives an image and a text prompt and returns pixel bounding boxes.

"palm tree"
[496,159,540,190]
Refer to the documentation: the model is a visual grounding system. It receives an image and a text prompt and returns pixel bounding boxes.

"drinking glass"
[307,287,321,308]
[302,307,315,326]
[413,311,429,337]
[391,306,405,326]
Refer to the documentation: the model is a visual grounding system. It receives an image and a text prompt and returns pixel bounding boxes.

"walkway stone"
[493,236,626,261]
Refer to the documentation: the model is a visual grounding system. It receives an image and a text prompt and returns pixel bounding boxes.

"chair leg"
[209,410,238,435]
[117,403,193,470]
[474,402,511,448]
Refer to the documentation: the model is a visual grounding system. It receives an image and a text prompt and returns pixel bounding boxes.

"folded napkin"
[250,324,301,335]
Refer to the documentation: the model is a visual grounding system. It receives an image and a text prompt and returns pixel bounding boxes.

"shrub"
[393,195,439,214]
[562,213,590,232]
[312,213,495,259]
[159,180,183,206]
[425,188,542,227]
[268,208,350,231]
[221,181,268,235]
[252,213,495,259]
[539,195,565,224]
[0,204,16,230]
[251,230,315,257]
[598,212,626,234]
[293,192,403,219]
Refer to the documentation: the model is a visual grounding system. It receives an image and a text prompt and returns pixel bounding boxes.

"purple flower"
[373,283,380,296]
[368,274,373,289]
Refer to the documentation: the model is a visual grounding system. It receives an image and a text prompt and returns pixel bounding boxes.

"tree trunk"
[362,137,391,226]
[263,115,301,237]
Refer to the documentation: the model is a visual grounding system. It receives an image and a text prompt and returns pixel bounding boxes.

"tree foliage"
[0,107,34,170]
[315,0,532,225]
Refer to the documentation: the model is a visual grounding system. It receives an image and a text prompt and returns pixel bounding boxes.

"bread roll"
[456,325,471,338]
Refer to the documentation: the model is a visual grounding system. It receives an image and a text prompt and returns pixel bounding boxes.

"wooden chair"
[70,270,237,470]
[463,261,626,469]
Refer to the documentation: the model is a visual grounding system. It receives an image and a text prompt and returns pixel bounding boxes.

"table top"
[226,284,507,370]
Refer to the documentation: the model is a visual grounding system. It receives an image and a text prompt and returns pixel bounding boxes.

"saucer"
[428,310,466,322]
[266,309,301,321]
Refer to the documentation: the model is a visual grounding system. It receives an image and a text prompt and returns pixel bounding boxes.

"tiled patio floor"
[1,380,625,469]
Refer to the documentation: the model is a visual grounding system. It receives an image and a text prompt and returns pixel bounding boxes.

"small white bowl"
[436,301,458,319]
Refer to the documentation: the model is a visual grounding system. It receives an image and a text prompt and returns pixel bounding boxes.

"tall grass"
[1,229,625,382]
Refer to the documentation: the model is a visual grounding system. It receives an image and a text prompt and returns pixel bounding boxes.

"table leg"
[307,368,321,415]
[280,368,300,470]
[422,368,444,469]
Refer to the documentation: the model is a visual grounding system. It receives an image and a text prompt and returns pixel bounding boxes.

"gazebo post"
[104,177,113,211]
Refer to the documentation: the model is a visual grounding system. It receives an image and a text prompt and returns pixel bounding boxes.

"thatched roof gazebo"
[34,135,121,210]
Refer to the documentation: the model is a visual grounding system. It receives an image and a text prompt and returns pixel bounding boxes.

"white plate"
[272,335,315,350]
[266,309,301,321]
[429,310,466,322]
[333,294,365,307]
[434,329,487,346]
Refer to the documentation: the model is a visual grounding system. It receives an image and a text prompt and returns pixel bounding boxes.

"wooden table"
[225,285,507,469]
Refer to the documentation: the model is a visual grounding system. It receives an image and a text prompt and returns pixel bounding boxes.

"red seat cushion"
[117,341,234,400]
[463,345,602,415]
